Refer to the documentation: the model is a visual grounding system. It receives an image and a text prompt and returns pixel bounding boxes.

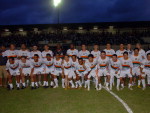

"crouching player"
[62,55,75,89]
[19,56,32,88]
[6,57,20,90]
[43,54,56,88]
[97,51,110,90]
[30,54,44,89]
[120,52,133,90]
[84,54,98,91]
[140,53,150,90]
[109,54,122,91]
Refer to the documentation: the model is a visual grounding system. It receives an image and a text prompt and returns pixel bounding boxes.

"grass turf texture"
[0,84,149,113]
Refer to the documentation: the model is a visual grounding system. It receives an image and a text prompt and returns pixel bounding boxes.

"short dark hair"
[123,52,128,55]
[88,54,94,58]
[147,53,150,56]
[134,48,139,51]
[9,57,15,60]
[101,51,106,54]
[112,54,117,57]
[46,54,51,57]
[34,54,39,57]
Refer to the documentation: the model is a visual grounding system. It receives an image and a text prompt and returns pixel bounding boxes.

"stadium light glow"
[53,0,61,7]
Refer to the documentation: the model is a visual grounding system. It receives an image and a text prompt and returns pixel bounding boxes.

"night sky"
[0,0,150,25]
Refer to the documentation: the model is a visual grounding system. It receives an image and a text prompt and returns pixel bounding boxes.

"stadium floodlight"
[53,0,61,7]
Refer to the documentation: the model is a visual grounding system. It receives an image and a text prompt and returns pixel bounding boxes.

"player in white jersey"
[131,48,142,88]
[53,53,64,88]
[120,52,133,90]
[62,55,75,89]
[104,43,115,58]
[6,57,20,90]
[43,54,55,88]
[126,44,133,58]
[30,54,44,89]
[18,44,31,59]
[135,43,146,59]
[42,45,53,59]
[91,44,101,60]
[116,44,126,60]
[141,53,150,89]
[30,45,42,59]
[5,44,18,59]
[78,44,90,61]
[97,51,110,90]
[109,54,122,91]
[67,44,78,57]
[84,54,98,91]
[19,56,32,88]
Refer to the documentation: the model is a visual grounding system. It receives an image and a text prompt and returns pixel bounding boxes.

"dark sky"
[0,0,150,25]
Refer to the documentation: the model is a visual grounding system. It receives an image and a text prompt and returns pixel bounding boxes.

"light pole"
[53,0,61,25]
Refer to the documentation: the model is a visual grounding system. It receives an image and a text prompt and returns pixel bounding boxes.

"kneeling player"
[120,52,133,90]
[6,57,21,90]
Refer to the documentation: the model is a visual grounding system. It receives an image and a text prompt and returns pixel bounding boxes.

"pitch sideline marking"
[103,87,133,113]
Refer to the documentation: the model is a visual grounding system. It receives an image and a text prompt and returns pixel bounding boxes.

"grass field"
[0,82,149,113]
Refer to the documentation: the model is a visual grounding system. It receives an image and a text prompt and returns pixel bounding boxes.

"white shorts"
[53,69,62,76]
[98,68,109,77]
[110,69,120,79]
[45,67,54,74]
[132,67,140,76]
[87,70,97,79]
[33,67,44,75]
[142,69,150,77]
[68,71,76,79]
[76,70,88,77]
[22,68,31,76]
[120,69,132,78]
[9,69,20,76]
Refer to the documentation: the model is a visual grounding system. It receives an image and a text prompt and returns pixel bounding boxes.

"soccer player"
[135,43,146,59]
[55,44,64,59]
[141,53,150,89]
[78,44,90,61]
[42,45,53,59]
[116,44,126,59]
[6,57,20,90]
[30,54,44,89]
[120,52,133,90]
[67,44,78,57]
[5,44,18,59]
[43,54,55,88]
[18,44,30,59]
[131,48,142,87]
[91,44,101,59]
[97,51,110,90]
[84,54,98,91]
[62,55,75,89]
[109,54,122,91]
[30,45,42,59]
[104,43,115,58]
[126,44,133,57]
[53,53,64,88]
[19,56,32,88]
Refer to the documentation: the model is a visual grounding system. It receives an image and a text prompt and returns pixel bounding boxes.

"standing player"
[19,56,32,88]
[30,45,42,59]
[30,54,44,89]
[120,52,133,90]
[67,44,78,57]
[97,51,110,90]
[78,44,90,61]
[18,44,30,59]
[6,57,20,90]
[42,45,53,59]
[131,48,142,87]
[55,44,64,59]
[126,44,133,57]
[141,53,150,89]
[116,44,126,60]
[91,44,101,60]
[135,43,146,59]
[84,54,98,91]
[109,54,122,91]
[5,44,18,59]
[104,43,115,58]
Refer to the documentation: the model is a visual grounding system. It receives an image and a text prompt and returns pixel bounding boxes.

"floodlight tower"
[53,0,61,24]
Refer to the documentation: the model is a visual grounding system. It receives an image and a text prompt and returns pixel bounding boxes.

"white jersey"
[5,50,18,58]
[104,49,115,57]
[75,62,86,73]
[54,58,62,71]
[141,59,150,70]
[19,60,32,69]
[116,49,126,59]
[18,50,31,58]
[85,59,97,71]
[72,59,78,71]
[120,58,133,71]
[133,49,146,59]
[97,57,109,69]
[43,58,54,69]
[6,60,20,71]
[126,49,133,58]
[91,50,101,59]
[131,54,142,68]
[78,50,90,61]
[109,59,122,71]
[62,59,72,70]
[30,59,43,69]
[42,50,53,58]
[30,50,42,58]
[146,50,150,55]
[67,49,78,57]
